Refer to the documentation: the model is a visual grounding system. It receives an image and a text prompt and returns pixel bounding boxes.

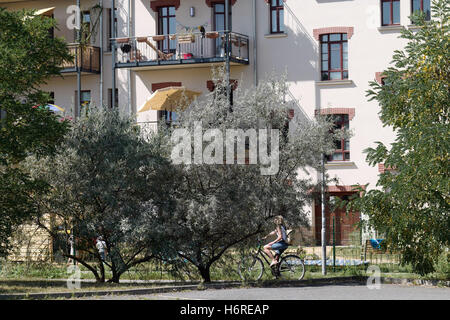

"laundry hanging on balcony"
[138,87,201,113]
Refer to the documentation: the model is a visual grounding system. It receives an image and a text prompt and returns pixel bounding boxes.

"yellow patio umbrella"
[138,86,202,113]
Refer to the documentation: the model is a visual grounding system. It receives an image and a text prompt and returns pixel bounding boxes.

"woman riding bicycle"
[262,215,289,267]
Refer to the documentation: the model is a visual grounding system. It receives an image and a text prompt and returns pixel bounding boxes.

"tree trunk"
[198,265,211,283]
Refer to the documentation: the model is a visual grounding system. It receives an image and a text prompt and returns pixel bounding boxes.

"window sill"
[377,25,405,32]
[264,32,288,39]
[325,161,356,168]
[315,79,353,86]
[407,24,423,30]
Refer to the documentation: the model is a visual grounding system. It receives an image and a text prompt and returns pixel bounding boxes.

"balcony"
[61,44,101,74]
[114,31,249,70]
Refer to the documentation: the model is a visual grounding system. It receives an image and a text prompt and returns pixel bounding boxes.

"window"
[106,8,117,51]
[327,114,350,162]
[81,11,91,43]
[320,34,348,81]
[48,92,55,105]
[76,90,91,115]
[158,6,176,54]
[158,110,178,125]
[108,88,118,108]
[381,0,400,26]
[412,0,431,21]
[270,0,284,34]
[48,14,54,39]
[213,3,232,56]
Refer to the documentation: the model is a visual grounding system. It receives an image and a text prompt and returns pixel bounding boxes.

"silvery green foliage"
[27,108,173,283]
[152,70,338,282]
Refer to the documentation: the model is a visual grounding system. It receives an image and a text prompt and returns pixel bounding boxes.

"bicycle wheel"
[278,255,305,280]
[238,255,264,281]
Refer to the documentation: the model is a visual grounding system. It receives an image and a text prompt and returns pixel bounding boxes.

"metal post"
[333,215,336,272]
[76,0,81,117]
[321,154,327,275]
[225,0,231,108]
[99,0,104,107]
[111,0,116,109]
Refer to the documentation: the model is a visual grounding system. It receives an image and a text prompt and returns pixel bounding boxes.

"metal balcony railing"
[114,31,249,67]
[61,44,101,74]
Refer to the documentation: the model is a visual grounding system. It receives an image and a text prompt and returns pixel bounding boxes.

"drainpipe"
[127,0,132,115]
[225,0,231,109]
[111,0,116,110]
[321,154,327,275]
[77,0,81,117]
[99,0,103,107]
[252,0,257,86]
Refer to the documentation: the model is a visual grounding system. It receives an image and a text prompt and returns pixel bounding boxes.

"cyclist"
[262,215,289,267]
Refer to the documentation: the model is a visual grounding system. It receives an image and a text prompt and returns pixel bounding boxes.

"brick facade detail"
[150,0,180,12]
[375,72,386,84]
[152,82,182,92]
[313,27,354,41]
[206,79,238,92]
[315,108,355,120]
[206,0,237,7]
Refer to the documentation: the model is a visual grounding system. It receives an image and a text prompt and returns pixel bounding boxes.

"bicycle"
[237,238,305,281]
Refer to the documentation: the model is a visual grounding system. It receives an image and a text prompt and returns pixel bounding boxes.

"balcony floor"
[115,56,249,71]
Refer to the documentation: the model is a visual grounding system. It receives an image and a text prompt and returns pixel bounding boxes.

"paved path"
[79,284,449,300]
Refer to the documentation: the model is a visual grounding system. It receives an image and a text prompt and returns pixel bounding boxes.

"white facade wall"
[3,0,423,241]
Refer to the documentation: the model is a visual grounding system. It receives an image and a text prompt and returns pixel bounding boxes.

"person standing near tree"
[96,236,107,262]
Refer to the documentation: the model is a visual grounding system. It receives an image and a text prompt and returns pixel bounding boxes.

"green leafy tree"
[152,72,338,282]
[28,109,174,283]
[353,0,449,275]
[0,9,71,257]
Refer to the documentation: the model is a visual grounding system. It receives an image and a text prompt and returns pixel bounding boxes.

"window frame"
[381,0,401,26]
[327,114,350,162]
[270,0,285,34]
[411,0,431,21]
[320,33,349,81]
[158,6,176,54]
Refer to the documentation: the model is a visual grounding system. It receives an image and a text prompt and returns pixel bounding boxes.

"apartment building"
[1,0,432,253]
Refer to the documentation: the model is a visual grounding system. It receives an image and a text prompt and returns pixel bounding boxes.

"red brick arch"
[206,0,237,7]
[152,82,182,92]
[315,108,355,121]
[150,0,180,12]
[313,27,354,41]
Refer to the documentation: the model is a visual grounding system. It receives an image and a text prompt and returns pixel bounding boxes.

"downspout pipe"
[111,0,116,110]
[252,0,257,86]
[127,0,132,115]
[99,0,103,107]
[225,0,231,109]
[77,0,81,117]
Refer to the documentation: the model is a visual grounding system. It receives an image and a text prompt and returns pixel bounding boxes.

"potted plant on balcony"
[206,31,219,39]
[178,33,195,44]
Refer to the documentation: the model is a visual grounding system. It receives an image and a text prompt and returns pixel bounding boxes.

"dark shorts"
[271,241,288,255]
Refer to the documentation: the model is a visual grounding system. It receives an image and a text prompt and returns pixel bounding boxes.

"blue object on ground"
[370,239,384,249]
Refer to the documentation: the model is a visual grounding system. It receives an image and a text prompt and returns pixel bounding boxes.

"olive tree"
[152,72,338,282]
[28,109,174,283]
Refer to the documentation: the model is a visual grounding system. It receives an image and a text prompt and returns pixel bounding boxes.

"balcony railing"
[61,44,101,74]
[114,31,249,68]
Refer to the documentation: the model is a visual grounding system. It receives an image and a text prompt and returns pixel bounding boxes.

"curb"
[0,276,448,300]
[381,277,450,287]
[0,277,364,300]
